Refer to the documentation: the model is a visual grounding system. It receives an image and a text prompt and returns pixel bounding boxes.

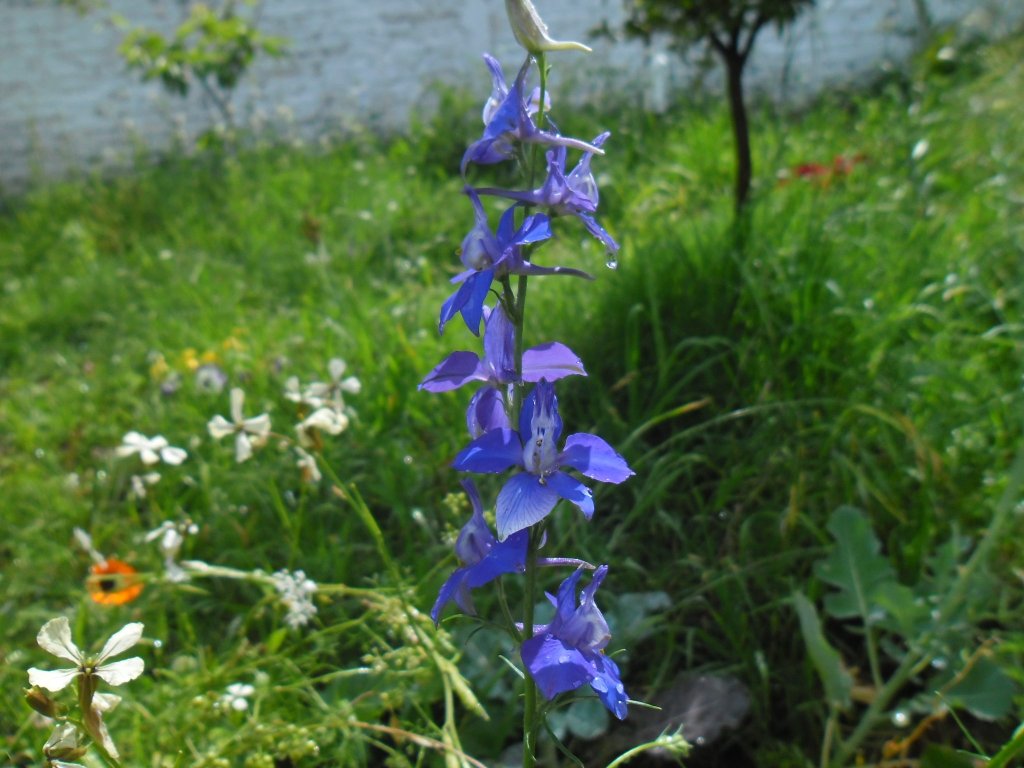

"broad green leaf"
[920,744,978,768]
[944,657,1017,721]
[792,591,852,708]
[815,506,896,625]
[564,698,611,740]
[873,581,928,640]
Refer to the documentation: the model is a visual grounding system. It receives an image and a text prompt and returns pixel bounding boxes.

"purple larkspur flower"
[477,133,619,254]
[431,479,529,625]
[452,380,633,539]
[421,304,586,436]
[439,189,590,335]
[521,565,628,719]
[462,55,604,176]
[481,53,549,128]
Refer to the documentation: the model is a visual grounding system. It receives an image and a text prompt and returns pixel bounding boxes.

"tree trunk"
[724,48,751,211]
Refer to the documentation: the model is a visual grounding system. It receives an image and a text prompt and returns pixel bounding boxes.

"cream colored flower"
[295,447,322,484]
[116,431,187,466]
[207,388,271,462]
[505,0,591,54]
[27,618,145,693]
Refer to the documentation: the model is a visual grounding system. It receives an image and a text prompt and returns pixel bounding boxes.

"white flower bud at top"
[504,0,592,54]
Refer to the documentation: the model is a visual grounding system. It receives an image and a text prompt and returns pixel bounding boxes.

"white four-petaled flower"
[28,617,145,693]
[116,432,187,466]
[287,359,359,447]
[285,358,361,410]
[207,388,271,462]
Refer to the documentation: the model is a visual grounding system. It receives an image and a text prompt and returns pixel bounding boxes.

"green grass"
[2,30,1023,768]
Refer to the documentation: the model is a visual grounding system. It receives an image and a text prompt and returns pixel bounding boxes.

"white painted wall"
[0,0,1016,188]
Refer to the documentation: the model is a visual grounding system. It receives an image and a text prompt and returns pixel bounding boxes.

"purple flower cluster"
[422,52,633,723]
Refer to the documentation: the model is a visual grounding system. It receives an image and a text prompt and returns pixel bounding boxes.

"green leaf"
[944,657,1017,721]
[920,744,977,768]
[792,591,852,708]
[873,580,927,640]
[265,627,288,654]
[815,506,896,625]
[564,697,611,740]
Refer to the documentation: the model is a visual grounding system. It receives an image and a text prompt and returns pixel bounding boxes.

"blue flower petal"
[460,268,495,336]
[419,351,484,392]
[464,529,528,588]
[496,472,559,539]
[453,428,521,473]
[546,471,594,519]
[521,634,594,700]
[588,652,629,720]
[576,212,620,254]
[522,342,586,382]
[466,386,510,438]
[438,279,476,334]
[515,213,552,246]
[549,567,586,630]
[482,305,516,382]
[431,568,470,625]
[560,433,634,483]
[454,479,495,564]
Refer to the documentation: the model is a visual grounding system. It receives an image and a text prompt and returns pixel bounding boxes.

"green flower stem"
[497,579,524,642]
[522,525,543,768]
[327,468,488,745]
[988,723,1024,768]
[517,51,552,768]
[529,52,548,190]
[605,728,689,767]
[70,677,123,768]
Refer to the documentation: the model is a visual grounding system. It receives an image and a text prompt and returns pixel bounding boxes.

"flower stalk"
[423,5,633,762]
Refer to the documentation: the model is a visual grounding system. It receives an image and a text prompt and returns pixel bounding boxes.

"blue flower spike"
[521,565,629,719]
[438,189,559,336]
[462,55,604,176]
[452,380,633,540]
[421,305,587,436]
[476,133,620,255]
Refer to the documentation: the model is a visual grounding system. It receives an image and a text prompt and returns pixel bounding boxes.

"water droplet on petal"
[605,255,618,270]
[558,653,571,664]
[891,710,910,728]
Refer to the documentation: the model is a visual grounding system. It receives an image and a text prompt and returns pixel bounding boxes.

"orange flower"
[87,559,144,606]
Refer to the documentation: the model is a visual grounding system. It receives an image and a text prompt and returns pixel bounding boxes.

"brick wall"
[0,0,1015,189]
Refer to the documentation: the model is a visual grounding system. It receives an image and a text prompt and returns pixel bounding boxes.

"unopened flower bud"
[43,722,87,760]
[504,0,592,54]
[25,686,62,719]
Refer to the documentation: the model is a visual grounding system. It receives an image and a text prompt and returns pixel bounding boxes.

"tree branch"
[709,30,728,56]
[740,12,768,62]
